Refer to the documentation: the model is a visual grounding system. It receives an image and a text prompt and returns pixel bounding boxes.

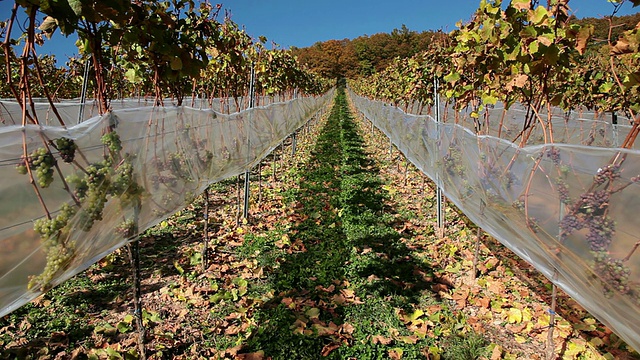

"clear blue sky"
[1,0,638,63]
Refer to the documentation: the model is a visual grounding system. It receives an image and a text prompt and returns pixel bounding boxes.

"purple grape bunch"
[593,251,631,297]
[594,164,621,185]
[545,146,561,166]
[555,179,571,204]
[586,216,615,252]
[578,190,610,216]
[559,214,583,239]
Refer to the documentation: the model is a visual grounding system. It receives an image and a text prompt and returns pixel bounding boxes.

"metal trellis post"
[243,64,256,221]
[434,78,444,233]
[77,58,91,124]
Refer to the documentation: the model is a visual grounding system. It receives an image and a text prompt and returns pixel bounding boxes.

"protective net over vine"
[0,96,292,126]
[350,90,640,352]
[398,99,636,149]
[0,90,333,318]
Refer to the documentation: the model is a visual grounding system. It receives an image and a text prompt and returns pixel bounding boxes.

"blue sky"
[1,0,638,63]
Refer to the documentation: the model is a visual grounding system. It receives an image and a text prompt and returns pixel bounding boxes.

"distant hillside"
[570,12,640,44]
[292,11,639,79]
[290,25,441,79]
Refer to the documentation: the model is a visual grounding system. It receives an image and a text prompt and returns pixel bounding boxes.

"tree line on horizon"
[291,11,640,80]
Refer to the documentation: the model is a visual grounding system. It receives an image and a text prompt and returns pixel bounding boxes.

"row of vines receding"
[350,0,640,144]
[0,0,330,301]
[348,0,640,352]
[1,0,332,111]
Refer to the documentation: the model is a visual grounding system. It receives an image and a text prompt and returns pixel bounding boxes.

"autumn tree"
[293,39,358,79]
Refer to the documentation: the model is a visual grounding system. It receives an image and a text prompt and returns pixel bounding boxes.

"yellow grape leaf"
[564,339,587,357]
[408,309,424,322]
[531,6,549,24]
[506,308,522,324]
[399,335,419,344]
[537,313,550,326]
[522,307,532,323]
[306,307,320,319]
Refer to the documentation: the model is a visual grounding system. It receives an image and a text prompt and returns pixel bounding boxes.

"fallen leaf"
[237,350,264,360]
[401,309,424,324]
[306,307,320,319]
[507,308,522,324]
[486,281,504,294]
[225,344,242,357]
[340,289,355,298]
[281,297,295,308]
[514,334,527,344]
[475,296,490,309]
[372,335,393,345]
[490,344,503,360]
[341,322,355,334]
[388,348,404,359]
[316,284,335,293]
[431,283,449,294]
[291,319,307,335]
[331,294,347,305]
[452,289,469,308]
[313,322,339,336]
[399,335,419,344]
[467,317,484,333]
[321,342,340,356]
[225,324,242,335]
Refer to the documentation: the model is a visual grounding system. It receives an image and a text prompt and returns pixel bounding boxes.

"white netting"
[350,90,640,352]
[0,96,291,126]
[0,89,334,318]
[402,99,636,149]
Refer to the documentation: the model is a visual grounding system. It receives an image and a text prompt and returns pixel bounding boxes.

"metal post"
[243,170,250,220]
[547,201,564,359]
[292,132,297,155]
[127,238,146,360]
[202,189,209,271]
[612,111,619,147]
[243,64,256,221]
[434,78,444,233]
[77,58,91,124]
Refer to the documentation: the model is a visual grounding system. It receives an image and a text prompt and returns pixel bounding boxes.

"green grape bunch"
[115,218,136,238]
[52,137,78,163]
[28,203,77,291]
[15,158,28,175]
[101,132,123,162]
[16,147,57,188]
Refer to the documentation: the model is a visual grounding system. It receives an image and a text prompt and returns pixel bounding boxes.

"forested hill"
[292,12,640,79]
[571,12,640,43]
[290,25,442,79]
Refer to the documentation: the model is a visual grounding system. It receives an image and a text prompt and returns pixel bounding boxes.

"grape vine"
[349,0,640,305]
